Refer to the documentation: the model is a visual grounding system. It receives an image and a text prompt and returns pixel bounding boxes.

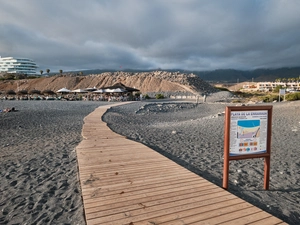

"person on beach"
[3,107,16,113]
[203,94,207,102]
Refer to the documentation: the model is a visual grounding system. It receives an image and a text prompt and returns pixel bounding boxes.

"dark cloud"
[0,0,300,72]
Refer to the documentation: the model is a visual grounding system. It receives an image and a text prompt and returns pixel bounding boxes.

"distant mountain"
[191,67,300,82]
[68,67,300,83]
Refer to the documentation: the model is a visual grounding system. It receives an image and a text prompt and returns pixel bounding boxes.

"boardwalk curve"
[76,103,286,225]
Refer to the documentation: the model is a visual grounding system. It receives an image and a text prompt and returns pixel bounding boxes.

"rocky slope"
[0,71,217,95]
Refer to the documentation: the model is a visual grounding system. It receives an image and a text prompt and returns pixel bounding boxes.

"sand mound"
[0,71,217,95]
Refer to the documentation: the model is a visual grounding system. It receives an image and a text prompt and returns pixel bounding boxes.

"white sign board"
[279,89,285,95]
[229,110,268,156]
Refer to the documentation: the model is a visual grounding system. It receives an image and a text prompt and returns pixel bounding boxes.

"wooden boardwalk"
[76,104,286,225]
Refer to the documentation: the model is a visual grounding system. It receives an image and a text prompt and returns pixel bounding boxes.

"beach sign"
[279,89,285,102]
[229,110,268,156]
[223,105,273,190]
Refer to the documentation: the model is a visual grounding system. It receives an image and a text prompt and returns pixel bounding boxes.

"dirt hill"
[0,71,217,95]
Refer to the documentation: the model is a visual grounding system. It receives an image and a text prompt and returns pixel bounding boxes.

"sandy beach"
[1,98,299,224]
[0,100,112,224]
[102,100,300,225]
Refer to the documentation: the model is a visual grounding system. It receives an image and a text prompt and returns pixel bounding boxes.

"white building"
[243,82,300,92]
[0,56,38,75]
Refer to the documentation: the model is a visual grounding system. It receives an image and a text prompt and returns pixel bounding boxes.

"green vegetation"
[285,92,300,101]
[27,75,39,79]
[214,84,300,102]
[143,94,150,99]
[260,94,282,102]
[0,73,29,80]
[272,85,284,93]
[155,93,164,99]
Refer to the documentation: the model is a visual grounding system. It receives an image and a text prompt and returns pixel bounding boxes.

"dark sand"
[0,101,112,225]
[102,100,300,225]
[1,98,299,224]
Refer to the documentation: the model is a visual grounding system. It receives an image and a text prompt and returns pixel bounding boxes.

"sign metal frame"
[223,105,273,190]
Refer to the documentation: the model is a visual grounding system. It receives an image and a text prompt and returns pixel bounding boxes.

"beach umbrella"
[84,87,97,92]
[29,89,41,95]
[57,87,71,93]
[93,89,106,93]
[105,88,127,93]
[42,90,55,95]
[71,89,88,93]
[6,90,16,95]
[101,82,140,92]
[17,90,28,95]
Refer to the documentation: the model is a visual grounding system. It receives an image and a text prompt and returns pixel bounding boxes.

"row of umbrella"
[3,88,127,95]
[2,83,140,95]
[57,87,127,93]
[4,89,55,95]
[57,83,139,94]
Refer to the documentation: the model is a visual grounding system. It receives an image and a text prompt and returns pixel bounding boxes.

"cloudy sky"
[1,0,300,72]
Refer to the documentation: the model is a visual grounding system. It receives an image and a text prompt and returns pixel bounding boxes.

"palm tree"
[40,70,43,75]
[46,69,50,74]
[275,78,281,83]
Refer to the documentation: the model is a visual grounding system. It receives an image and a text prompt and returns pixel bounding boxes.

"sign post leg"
[223,157,229,190]
[264,156,270,190]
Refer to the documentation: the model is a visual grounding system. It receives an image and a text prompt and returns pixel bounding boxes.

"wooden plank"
[75,103,287,225]
[88,193,237,224]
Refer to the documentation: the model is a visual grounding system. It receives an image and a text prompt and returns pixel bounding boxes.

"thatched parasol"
[17,90,28,95]
[84,87,97,92]
[42,90,56,95]
[6,90,16,95]
[29,89,41,95]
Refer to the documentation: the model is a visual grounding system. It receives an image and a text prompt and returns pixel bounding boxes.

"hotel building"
[0,56,38,75]
[243,82,300,92]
